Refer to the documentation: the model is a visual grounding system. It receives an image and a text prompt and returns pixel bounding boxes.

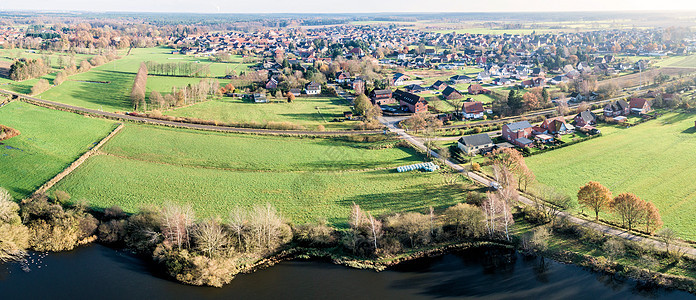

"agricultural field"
[165,96,358,130]
[35,47,254,112]
[526,112,696,240]
[0,101,117,198]
[51,124,470,225]
[655,54,696,69]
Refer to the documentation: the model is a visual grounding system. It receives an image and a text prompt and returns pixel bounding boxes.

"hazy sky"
[2,0,696,13]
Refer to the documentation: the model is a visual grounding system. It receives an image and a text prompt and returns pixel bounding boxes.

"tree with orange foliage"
[286,92,295,103]
[643,202,663,234]
[577,181,612,221]
[610,193,646,232]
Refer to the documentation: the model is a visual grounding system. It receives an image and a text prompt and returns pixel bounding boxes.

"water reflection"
[0,244,692,299]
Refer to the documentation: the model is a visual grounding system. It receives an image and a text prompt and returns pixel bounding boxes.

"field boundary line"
[33,123,125,196]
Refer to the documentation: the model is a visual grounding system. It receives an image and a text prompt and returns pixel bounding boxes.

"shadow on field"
[339,182,467,217]
[681,127,696,134]
[67,70,133,110]
[660,113,692,125]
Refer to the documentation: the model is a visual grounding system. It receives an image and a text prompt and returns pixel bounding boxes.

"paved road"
[0,89,381,136]
[379,114,696,257]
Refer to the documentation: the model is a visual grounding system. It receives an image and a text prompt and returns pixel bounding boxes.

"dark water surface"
[0,244,693,299]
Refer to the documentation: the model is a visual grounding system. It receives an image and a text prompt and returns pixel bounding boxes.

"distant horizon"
[2,0,696,14]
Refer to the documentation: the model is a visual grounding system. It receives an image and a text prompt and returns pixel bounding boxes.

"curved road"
[0,89,381,136]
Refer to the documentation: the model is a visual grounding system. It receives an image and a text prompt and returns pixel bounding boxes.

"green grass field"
[655,55,696,69]
[50,124,470,225]
[526,112,696,240]
[165,96,358,130]
[0,101,116,198]
[102,125,422,171]
[34,47,254,112]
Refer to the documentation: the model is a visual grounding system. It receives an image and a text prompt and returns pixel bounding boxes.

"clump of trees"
[577,181,663,233]
[9,58,49,81]
[353,94,382,130]
[0,188,30,262]
[148,78,220,111]
[30,79,51,95]
[145,61,211,77]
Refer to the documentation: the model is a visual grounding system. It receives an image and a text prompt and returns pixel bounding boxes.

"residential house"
[539,117,571,135]
[502,121,534,148]
[574,110,597,128]
[392,73,409,86]
[462,101,484,119]
[404,84,426,93]
[629,98,652,114]
[265,78,278,89]
[370,89,394,105]
[289,88,301,96]
[458,133,494,155]
[335,71,350,83]
[603,100,630,117]
[450,74,473,84]
[305,81,321,95]
[430,80,448,90]
[442,86,463,100]
[393,90,428,113]
[492,77,513,86]
[467,84,490,95]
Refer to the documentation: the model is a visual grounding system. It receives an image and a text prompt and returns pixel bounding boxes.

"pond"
[0,245,692,299]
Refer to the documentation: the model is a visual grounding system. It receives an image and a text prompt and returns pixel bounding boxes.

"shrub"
[52,190,71,205]
[293,220,337,247]
[471,162,481,172]
[521,226,550,253]
[98,219,126,244]
[603,238,626,260]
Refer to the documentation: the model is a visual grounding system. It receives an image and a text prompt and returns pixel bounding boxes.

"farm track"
[0,89,381,136]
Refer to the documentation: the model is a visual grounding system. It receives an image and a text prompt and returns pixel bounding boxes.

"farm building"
[393,90,428,113]
[370,89,394,105]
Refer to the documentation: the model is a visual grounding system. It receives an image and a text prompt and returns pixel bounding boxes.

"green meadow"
[51,124,469,225]
[165,96,358,130]
[0,101,116,198]
[526,112,696,240]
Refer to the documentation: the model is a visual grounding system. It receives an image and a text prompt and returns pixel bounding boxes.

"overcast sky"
[1,0,696,14]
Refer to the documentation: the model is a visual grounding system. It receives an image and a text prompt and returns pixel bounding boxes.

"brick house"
[305,81,321,95]
[539,116,571,135]
[430,80,448,90]
[574,110,597,128]
[393,89,428,113]
[370,89,394,105]
[502,121,534,147]
[467,84,491,95]
[629,98,652,114]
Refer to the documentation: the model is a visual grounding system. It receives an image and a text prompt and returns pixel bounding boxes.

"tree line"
[578,181,663,233]
[144,61,211,77]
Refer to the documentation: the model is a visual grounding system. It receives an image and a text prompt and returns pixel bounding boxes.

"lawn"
[51,124,470,225]
[0,101,117,198]
[526,112,696,240]
[165,96,358,130]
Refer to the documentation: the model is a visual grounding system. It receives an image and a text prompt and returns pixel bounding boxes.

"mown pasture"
[0,101,116,198]
[51,124,470,225]
[526,112,696,240]
[165,96,358,130]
